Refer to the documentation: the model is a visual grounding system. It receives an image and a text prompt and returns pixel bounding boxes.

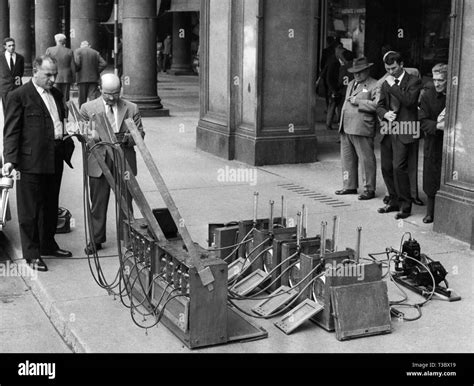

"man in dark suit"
[2,55,75,271]
[419,63,448,224]
[376,51,422,219]
[45,33,75,101]
[74,41,107,107]
[0,38,25,108]
[80,73,145,254]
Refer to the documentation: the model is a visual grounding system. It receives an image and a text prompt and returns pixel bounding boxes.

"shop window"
[327,0,366,58]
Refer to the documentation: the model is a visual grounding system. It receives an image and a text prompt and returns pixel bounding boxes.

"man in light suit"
[335,57,378,200]
[80,73,145,254]
[376,51,422,220]
[74,41,107,107]
[0,38,24,108]
[2,55,75,271]
[45,33,75,101]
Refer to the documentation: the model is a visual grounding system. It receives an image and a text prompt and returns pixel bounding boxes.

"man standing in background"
[74,41,107,107]
[376,51,422,220]
[419,64,448,224]
[162,34,172,72]
[0,38,24,110]
[336,57,378,201]
[46,33,75,101]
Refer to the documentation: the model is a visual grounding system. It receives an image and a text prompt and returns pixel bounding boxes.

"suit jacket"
[74,47,107,84]
[80,97,145,178]
[339,77,378,137]
[376,71,422,144]
[45,45,75,84]
[0,52,24,98]
[3,81,75,174]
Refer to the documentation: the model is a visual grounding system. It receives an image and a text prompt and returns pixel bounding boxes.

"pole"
[114,0,119,76]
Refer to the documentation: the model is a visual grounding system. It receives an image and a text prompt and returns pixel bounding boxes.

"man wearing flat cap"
[335,57,378,201]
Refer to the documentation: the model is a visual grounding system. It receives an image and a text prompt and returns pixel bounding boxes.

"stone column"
[10,0,32,74]
[35,0,59,56]
[197,0,319,166]
[168,12,194,75]
[122,0,168,116]
[434,0,474,248]
[0,0,9,41]
[70,0,98,51]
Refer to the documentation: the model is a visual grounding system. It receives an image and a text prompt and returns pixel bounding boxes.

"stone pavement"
[1,74,473,353]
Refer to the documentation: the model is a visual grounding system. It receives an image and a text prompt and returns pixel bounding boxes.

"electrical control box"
[309,249,383,331]
[151,238,228,349]
[209,224,240,262]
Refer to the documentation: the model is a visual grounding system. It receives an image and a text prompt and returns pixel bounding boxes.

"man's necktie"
[107,105,117,133]
[351,82,359,95]
[390,79,401,112]
[9,55,14,72]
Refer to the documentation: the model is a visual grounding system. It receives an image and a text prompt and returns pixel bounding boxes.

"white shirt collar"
[32,79,47,95]
[5,51,15,58]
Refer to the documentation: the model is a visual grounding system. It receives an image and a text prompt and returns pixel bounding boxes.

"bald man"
[80,73,145,254]
[45,34,75,101]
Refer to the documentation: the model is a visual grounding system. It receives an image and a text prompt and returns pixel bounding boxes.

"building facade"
[0,0,471,246]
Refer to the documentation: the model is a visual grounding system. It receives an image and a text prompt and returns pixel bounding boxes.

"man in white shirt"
[80,73,145,254]
[2,55,75,271]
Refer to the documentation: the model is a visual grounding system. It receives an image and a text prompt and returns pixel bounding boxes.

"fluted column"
[70,0,98,51]
[0,0,9,41]
[35,0,59,56]
[168,12,194,75]
[10,0,32,74]
[122,0,168,115]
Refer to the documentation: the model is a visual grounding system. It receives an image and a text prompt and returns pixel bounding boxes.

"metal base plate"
[228,257,247,282]
[232,269,269,296]
[392,274,461,302]
[274,299,324,335]
[252,286,299,318]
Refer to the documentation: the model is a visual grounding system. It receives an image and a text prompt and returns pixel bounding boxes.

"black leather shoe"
[335,189,357,195]
[395,212,411,220]
[383,195,390,205]
[84,243,102,255]
[378,205,400,214]
[412,197,425,206]
[358,191,375,200]
[41,249,72,258]
[423,215,434,224]
[28,258,48,272]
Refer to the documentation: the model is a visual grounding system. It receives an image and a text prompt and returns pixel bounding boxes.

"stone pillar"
[35,0,59,56]
[168,12,194,75]
[0,0,9,41]
[434,0,474,248]
[9,0,32,74]
[197,0,319,166]
[122,0,168,116]
[70,0,98,51]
